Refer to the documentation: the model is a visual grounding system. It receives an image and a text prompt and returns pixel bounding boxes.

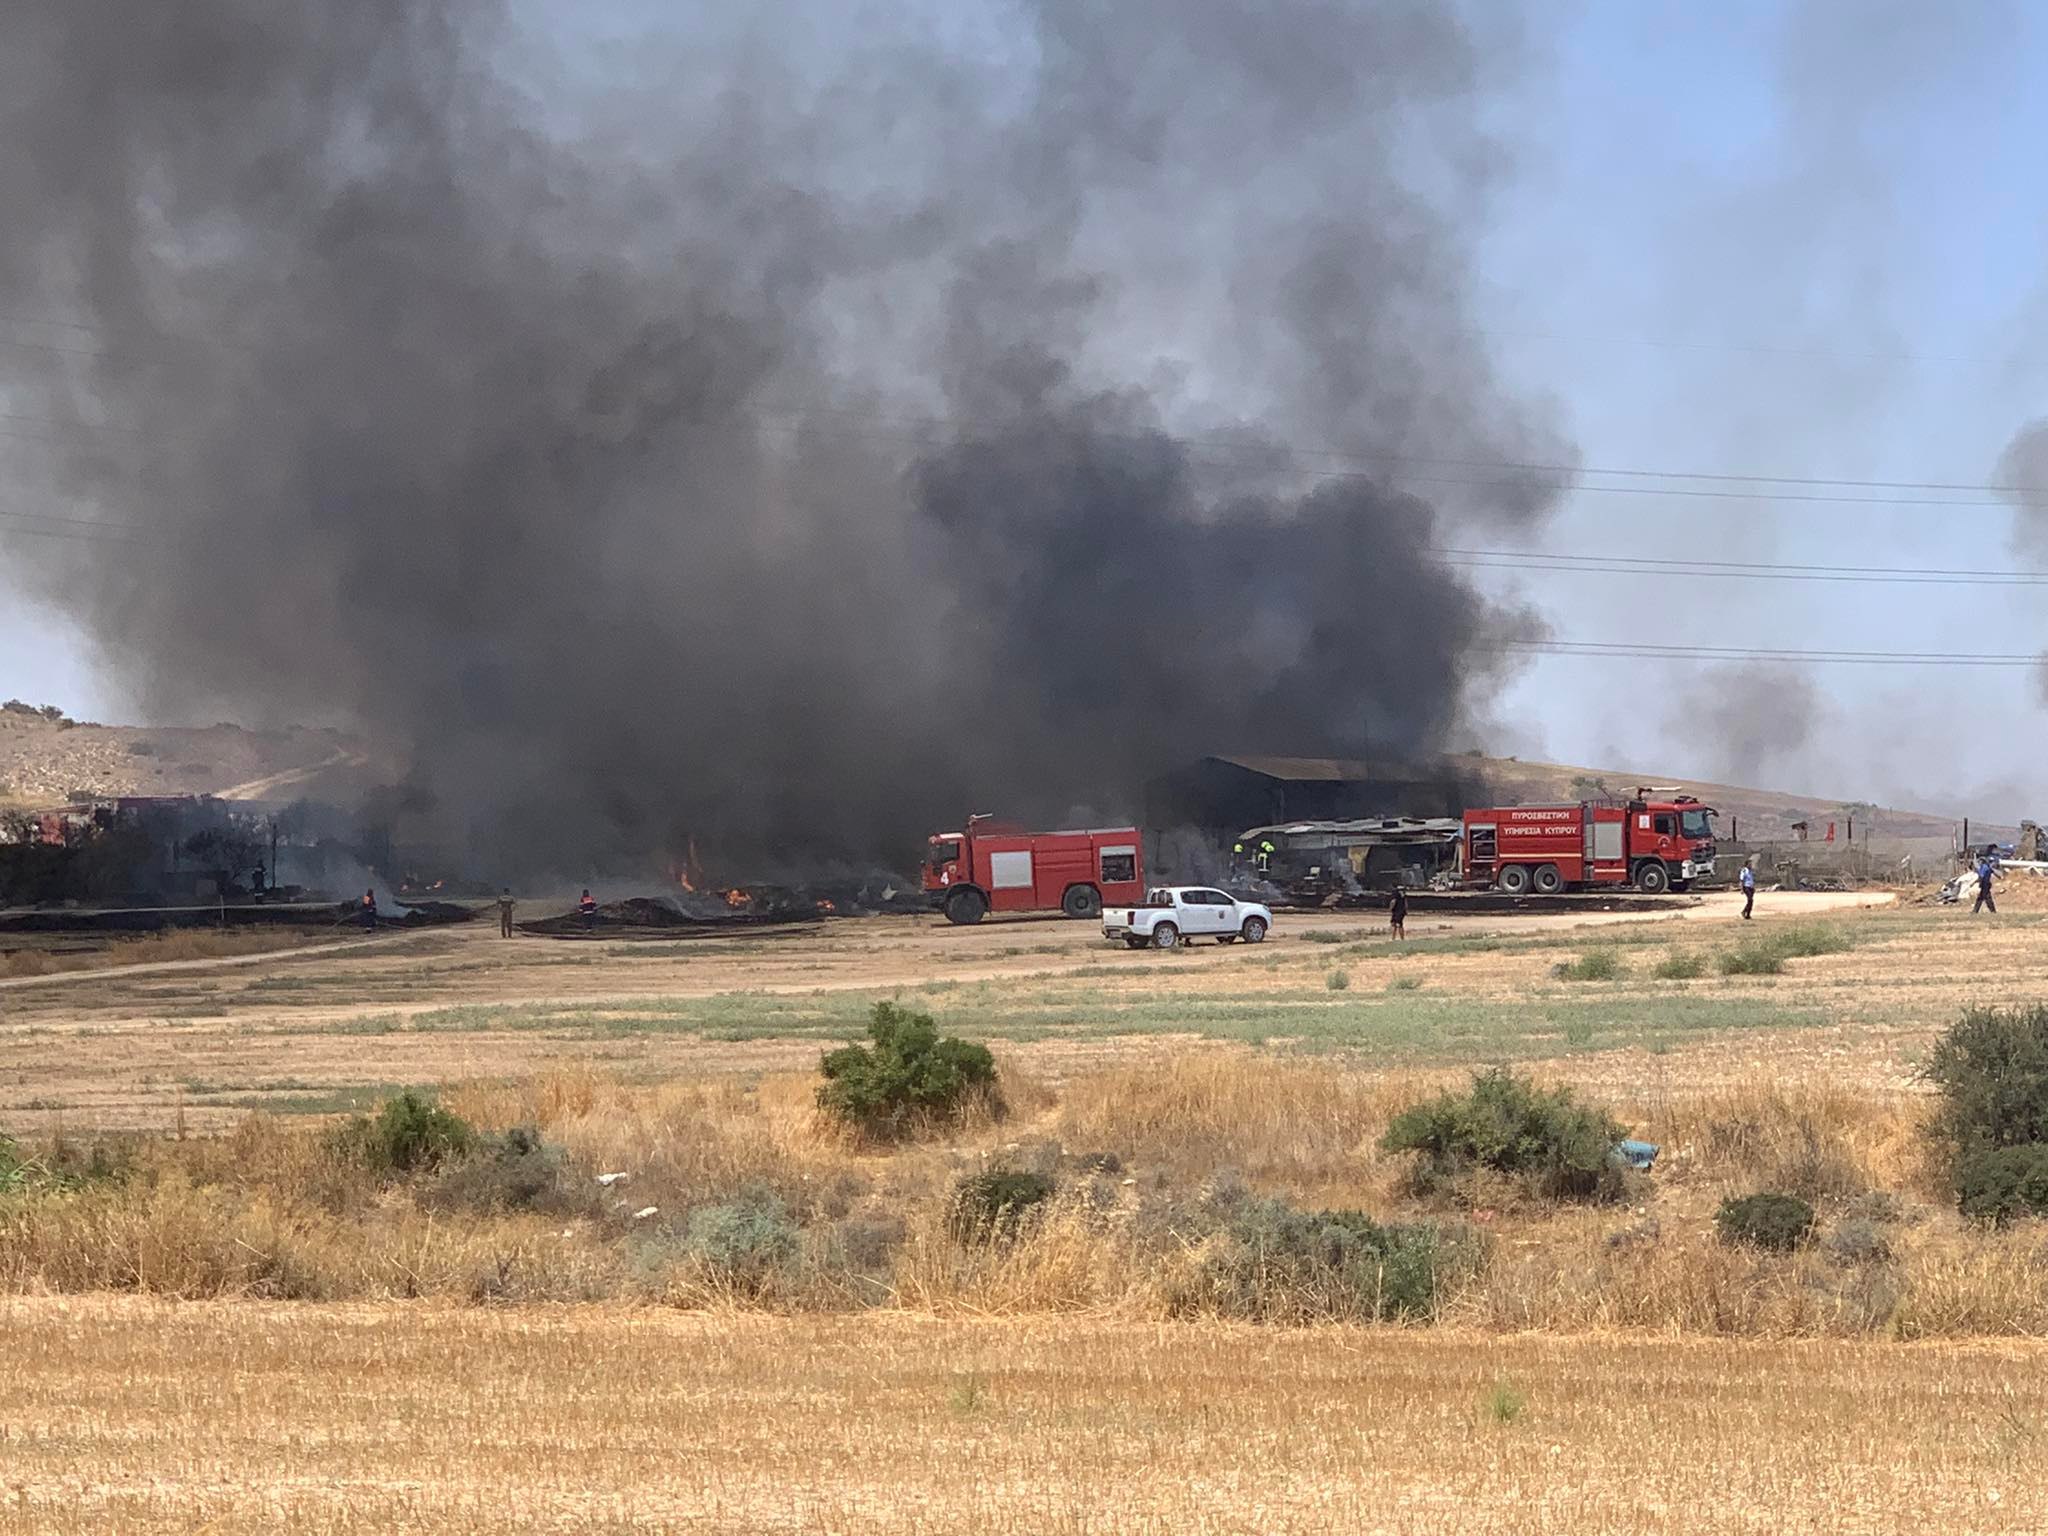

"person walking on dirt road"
[1388,884,1408,940]
[498,888,516,938]
[1974,850,1999,915]
[1739,859,1756,920]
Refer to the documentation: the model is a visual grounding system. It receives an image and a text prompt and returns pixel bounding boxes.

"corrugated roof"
[1207,754,1422,783]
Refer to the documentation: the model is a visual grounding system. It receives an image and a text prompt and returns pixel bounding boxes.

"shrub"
[949,1169,1055,1241]
[817,1002,999,1139]
[1717,924,1850,978]
[330,1089,473,1176]
[1325,970,1350,992]
[1714,1192,1816,1253]
[1386,975,1423,993]
[1178,1195,1478,1323]
[683,1191,800,1279]
[426,1125,577,1215]
[1824,1218,1892,1266]
[1653,950,1705,981]
[0,1132,131,1194]
[1553,951,1623,982]
[1955,1145,2048,1226]
[1381,1069,1628,1203]
[1716,942,1784,977]
[1922,1005,2048,1183]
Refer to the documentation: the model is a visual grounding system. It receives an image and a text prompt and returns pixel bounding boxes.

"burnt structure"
[1145,755,1480,842]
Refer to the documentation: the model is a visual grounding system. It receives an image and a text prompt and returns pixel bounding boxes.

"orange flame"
[815,898,838,914]
[724,888,749,908]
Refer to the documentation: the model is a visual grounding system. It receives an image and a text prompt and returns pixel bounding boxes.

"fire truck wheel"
[944,888,988,925]
[1240,916,1268,943]
[1497,864,1532,896]
[1061,884,1103,920]
[1532,864,1564,895]
[1150,922,1180,949]
[1634,861,1670,895]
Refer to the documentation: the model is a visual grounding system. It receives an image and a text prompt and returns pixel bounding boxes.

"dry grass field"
[4,1300,2045,1534]
[5,885,2048,1531]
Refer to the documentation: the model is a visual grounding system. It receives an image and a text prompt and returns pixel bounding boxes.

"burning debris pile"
[520,879,926,939]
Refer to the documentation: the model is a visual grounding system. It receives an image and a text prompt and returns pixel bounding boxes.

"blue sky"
[4,0,2044,815]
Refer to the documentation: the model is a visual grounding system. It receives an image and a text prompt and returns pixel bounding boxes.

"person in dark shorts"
[498,887,516,938]
[1389,884,1408,940]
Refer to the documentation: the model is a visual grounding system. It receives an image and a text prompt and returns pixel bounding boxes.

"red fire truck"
[1462,791,1718,895]
[923,816,1146,924]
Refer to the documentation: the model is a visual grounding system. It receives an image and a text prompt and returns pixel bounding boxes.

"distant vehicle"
[1462,789,1717,895]
[923,816,1145,925]
[1103,886,1273,949]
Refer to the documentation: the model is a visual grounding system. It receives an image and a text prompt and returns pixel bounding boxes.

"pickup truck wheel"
[1150,922,1179,949]
[1061,884,1103,920]
[1532,864,1564,896]
[1497,864,1532,896]
[944,888,987,925]
[1634,861,1671,895]
[1240,916,1268,943]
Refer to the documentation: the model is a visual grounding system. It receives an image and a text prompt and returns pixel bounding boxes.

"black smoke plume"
[1,1,1567,874]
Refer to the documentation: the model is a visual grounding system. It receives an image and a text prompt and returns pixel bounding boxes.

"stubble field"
[3,884,2046,1532]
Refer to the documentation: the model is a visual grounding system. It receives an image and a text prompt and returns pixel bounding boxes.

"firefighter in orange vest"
[578,888,598,928]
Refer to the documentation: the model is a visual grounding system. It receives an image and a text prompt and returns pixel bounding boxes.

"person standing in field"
[1739,858,1756,920]
[1973,849,1998,915]
[1388,883,1408,940]
[498,887,516,938]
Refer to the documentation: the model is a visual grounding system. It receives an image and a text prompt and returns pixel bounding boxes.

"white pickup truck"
[1103,887,1274,949]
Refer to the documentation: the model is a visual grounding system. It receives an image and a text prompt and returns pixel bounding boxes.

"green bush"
[1653,950,1706,980]
[1716,941,1785,976]
[1381,1069,1628,1203]
[683,1191,800,1281]
[817,1002,999,1139]
[1715,1192,1815,1252]
[1181,1196,1478,1323]
[426,1125,577,1214]
[949,1169,1056,1241]
[330,1089,474,1176]
[1325,969,1351,991]
[1716,924,1850,977]
[1955,1145,2048,1226]
[1553,950,1624,982]
[0,1132,131,1195]
[1922,1005,2048,1189]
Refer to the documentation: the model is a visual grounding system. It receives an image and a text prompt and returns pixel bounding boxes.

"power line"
[1435,549,2048,586]
[1490,651,2048,671]
[4,337,2047,501]
[3,505,2045,591]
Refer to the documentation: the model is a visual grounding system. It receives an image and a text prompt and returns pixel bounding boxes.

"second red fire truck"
[1461,790,1718,895]
[923,816,1146,924]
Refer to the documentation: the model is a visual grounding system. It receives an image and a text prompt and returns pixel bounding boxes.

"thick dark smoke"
[0,1,1567,875]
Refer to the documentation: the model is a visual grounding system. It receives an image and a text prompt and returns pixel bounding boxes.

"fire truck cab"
[923,816,1146,925]
[1462,790,1717,896]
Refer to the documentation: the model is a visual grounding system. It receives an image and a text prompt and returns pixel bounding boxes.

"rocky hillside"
[0,707,379,809]
[1474,755,2007,846]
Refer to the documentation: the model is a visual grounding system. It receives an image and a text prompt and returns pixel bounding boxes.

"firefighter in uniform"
[578,888,598,928]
